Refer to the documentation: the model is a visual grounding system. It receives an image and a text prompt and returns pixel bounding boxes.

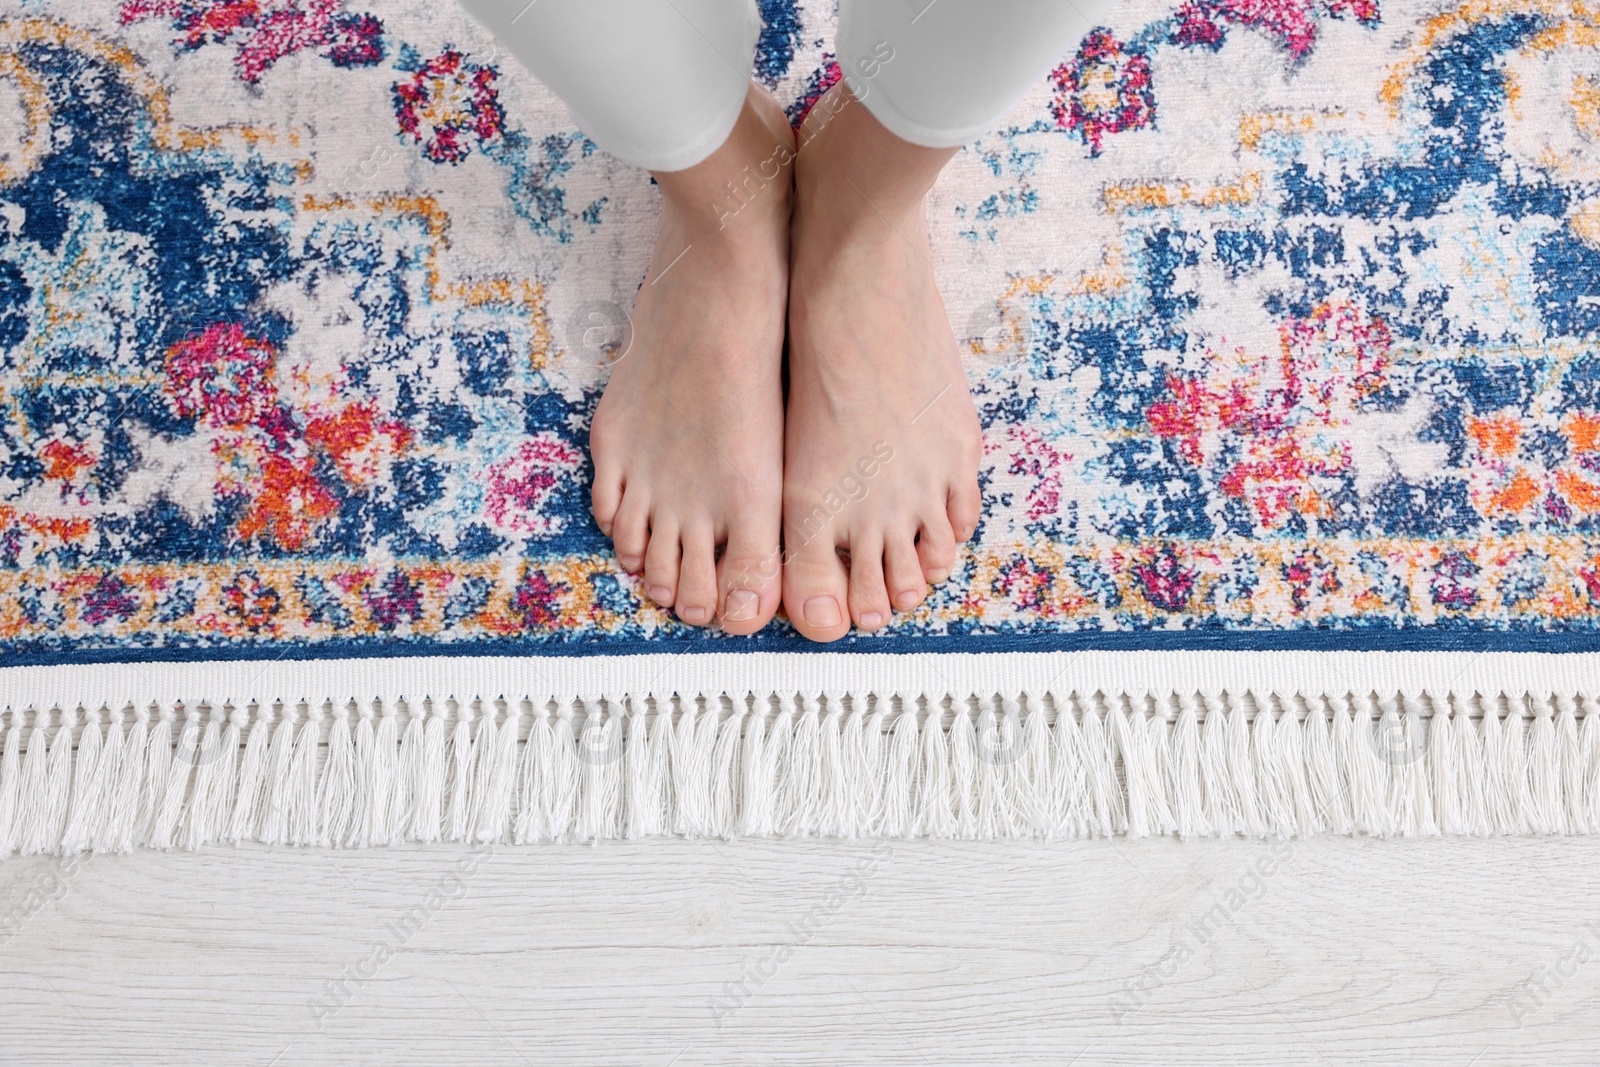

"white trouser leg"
[457,0,761,172]
[836,0,1116,149]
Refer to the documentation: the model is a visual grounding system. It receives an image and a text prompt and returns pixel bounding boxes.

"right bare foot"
[589,86,794,634]
[781,86,983,643]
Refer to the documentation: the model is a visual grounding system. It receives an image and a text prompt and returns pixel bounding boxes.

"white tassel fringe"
[2,683,1600,852]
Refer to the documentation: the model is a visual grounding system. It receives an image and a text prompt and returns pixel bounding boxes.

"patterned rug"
[7,0,1600,663]
[1,0,1599,848]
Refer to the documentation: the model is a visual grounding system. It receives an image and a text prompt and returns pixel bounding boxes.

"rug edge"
[3,649,1598,711]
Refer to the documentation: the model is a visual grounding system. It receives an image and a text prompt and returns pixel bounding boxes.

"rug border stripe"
[4,650,1599,710]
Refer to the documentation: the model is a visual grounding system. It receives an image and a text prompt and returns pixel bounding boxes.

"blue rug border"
[7,625,1600,670]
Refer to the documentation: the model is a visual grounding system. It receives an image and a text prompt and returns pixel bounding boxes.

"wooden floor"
[1,835,1596,1064]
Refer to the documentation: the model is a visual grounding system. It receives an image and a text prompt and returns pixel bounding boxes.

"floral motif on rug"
[1,0,1598,663]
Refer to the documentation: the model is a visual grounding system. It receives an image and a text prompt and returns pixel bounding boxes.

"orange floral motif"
[1465,411,1600,520]
[1490,471,1540,514]
[235,455,340,552]
[1564,413,1600,455]
[1558,471,1600,514]
[1466,414,1520,458]
[22,515,93,545]
[304,402,412,488]
[162,324,412,550]
[40,439,97,485]
[38,440,99,507]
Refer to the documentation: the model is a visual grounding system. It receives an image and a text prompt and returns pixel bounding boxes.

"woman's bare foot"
[781,85,983,642]
[590,85,794,634]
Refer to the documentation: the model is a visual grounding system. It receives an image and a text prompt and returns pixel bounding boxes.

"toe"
[642,516,681,608]
[591,465,623,537]
[782,527,851,643]
[948,478,982,544]
[884,531,927,612]
[612,491,651,572]
[675,524,719,627]
[845,531,893,632]
[915,511,959,585]
[717,527,782,636]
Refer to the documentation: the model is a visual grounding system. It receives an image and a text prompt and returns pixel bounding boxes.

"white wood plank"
[1,837,1597,1064]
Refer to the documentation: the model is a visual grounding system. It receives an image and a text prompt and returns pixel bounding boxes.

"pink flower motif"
[484,434,584,537]
[995,557,1056,613]
[1325,0,1381,24]
[119,0,383,84]
[394,50,506,165]
[322,12,383,68]
[1131,546,1197,612]
[1145,299,1392,531]
[990,426,1071,524]
[1051,30,1155,156]
[364,570,422,630]
[163,323,279,429]
[1172,0,1379,62]
[513,569,569,631]
[82,575,140,626]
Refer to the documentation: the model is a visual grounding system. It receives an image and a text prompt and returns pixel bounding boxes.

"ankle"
[793,164,924,247]
[656,181,788,247]
[793,85,953,230]
[701,154,793,235]
[652,88,796,237]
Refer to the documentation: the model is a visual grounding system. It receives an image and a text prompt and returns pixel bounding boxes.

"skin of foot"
[589,85,795,634]
[780,83,984,643]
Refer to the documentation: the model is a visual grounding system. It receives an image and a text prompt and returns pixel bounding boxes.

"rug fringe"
[5,689,1600,851]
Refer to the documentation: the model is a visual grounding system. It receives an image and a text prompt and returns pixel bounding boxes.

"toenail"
[681,606,710,624]
[927,568,950,583]
[894,591,921,610]
[804,595,842,628]
[649,585,674,604]
[724,590,759,622]
[860,611,884,629]
[619,556,641,571]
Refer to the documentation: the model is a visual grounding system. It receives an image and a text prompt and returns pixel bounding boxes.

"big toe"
[717,530,782,636]
[782,533,851,643]
[948,477,982,544]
